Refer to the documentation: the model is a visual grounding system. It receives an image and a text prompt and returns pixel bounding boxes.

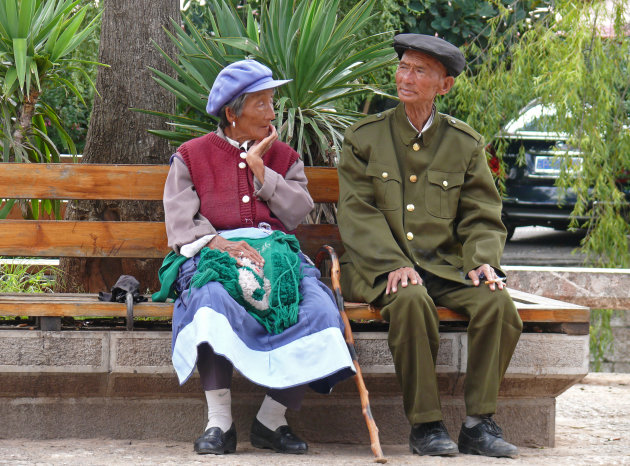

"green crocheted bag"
[190,231,303,334]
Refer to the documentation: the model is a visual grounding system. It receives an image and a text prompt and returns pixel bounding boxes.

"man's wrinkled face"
[395,50,453,107]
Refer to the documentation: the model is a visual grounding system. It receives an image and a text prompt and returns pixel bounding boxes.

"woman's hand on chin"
[208,236,264,268]
[246,125,277,182]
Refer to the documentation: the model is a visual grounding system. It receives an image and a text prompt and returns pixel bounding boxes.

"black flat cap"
[393,33,466,77]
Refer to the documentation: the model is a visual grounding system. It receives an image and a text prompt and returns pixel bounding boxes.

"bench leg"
[38,317,61,331]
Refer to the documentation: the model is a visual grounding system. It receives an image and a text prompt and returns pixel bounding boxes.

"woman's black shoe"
[250,418,308,454]
[458,416,519,458]
[409,420,459,456]
[194,423,237,455]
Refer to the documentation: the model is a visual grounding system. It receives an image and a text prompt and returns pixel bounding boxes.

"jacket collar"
[394,103,441,149]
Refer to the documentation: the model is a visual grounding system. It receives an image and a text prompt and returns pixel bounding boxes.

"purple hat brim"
[242,76,292,95]
[206,77,292,116]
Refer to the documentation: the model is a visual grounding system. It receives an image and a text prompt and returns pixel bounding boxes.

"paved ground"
[0,373,628,465]
[502,226,587,266]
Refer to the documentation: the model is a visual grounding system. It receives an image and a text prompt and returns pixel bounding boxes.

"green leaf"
[17,0,35,38]
[2,0,19,38]
[0,199,16,219]
[3,67,18,96]
[13,38,27,91]
[50,7,87,61]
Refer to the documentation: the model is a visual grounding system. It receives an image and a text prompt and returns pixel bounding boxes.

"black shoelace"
[480,416,504,438]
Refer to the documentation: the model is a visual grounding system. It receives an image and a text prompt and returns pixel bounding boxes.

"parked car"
[487,101,629,240]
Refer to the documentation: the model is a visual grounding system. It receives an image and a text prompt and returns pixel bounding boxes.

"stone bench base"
[0,330,588,447]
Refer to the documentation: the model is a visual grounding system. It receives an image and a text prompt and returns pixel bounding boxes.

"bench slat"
[0,288,589,324]
[0,164,337,203]
[0,222,337,259]
[0,164,168,200]
[0,221,169,258]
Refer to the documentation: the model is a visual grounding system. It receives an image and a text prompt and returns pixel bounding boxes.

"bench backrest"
[0,163,342,260]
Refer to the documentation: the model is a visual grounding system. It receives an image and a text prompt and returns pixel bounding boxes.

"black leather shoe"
[250,418,308,454]
[194,423,237,455]
[409,421,459,456]
[458,416,519,458]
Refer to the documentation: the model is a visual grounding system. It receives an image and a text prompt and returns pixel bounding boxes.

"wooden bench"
[0,163,590,449]
[0,163,589,333]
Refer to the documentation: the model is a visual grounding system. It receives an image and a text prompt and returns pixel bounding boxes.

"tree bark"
[59,0,179,293]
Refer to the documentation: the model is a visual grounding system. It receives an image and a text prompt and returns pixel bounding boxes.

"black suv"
[488,102,620,240]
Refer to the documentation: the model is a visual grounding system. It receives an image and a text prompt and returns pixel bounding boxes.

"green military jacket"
[337,103,507,304]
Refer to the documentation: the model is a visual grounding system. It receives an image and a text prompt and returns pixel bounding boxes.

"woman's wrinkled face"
[232,89,276,142]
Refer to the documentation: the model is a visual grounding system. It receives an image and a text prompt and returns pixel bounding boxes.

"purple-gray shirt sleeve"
[253,158,314,230]
[163,155,217,254]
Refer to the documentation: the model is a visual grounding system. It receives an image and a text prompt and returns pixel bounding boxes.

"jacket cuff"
[254,167,278,201]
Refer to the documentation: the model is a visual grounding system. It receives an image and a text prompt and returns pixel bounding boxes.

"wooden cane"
[316,246,387,463]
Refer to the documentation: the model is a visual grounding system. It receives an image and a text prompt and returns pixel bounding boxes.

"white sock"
[465,415,483,428]
[256,395,287,431]
[205,388,232,432]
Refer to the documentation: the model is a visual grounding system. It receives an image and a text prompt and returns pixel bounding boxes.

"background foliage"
[449,0,630,267]
[42,1,101,154]
[148,0,395,166]
[0,0,102,219]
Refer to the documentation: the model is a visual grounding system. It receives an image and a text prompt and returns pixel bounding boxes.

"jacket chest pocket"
[425,170,465,219]
[366,163,401,211]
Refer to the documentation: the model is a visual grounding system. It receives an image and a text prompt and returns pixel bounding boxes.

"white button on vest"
[242,195,250,203]
[406,232,414,240]
[406,204,415,212]
[412,143,420,151]
[238,162,246,169]
[442,180,448,187]
[240,152,247,159]
[382,172,388,179]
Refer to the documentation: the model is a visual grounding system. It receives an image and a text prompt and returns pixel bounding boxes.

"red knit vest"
[178,132,299,233]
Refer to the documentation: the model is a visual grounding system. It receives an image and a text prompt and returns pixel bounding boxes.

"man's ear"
[437,76,455,96]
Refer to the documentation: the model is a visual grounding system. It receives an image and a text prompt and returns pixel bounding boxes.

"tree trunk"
[59,0,179,293]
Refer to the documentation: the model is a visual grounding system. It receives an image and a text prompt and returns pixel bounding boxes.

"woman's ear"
[225,106,237,126]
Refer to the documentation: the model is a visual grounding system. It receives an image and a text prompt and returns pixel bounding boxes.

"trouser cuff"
[408,409,443,426]
[466,402,497,417]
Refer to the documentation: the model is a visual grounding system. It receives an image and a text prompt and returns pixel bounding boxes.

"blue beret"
[206,60,292,116]
[393,33,466,77]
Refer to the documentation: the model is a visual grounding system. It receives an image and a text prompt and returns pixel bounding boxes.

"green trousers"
[372,274,523,426]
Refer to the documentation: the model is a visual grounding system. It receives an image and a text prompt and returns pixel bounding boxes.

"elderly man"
[337,34,523,458]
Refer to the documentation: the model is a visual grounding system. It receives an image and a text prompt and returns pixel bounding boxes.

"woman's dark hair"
[217,93,249,129]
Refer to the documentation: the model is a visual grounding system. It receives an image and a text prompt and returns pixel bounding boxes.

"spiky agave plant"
[146,0,396,166]
[0,0,103,219]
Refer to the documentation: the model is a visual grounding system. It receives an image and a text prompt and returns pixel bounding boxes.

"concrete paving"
[0,373,628,465]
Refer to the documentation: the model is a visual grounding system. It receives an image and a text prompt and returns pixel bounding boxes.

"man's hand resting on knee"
[386,267,423,295]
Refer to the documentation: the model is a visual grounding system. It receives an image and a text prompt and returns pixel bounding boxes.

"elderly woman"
[156,60,355,455]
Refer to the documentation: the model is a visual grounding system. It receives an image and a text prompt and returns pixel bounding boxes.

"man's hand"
[468,264,505,291]
[386,267,422,295]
